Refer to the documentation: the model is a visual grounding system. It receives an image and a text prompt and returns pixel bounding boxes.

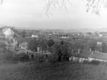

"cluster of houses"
[0,26,47,59]
[1,26,107,60]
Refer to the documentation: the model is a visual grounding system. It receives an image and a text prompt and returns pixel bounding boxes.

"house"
[97,41,102,46]
[19,42,28,50]
[31,34,39,38]
[98,34,103,37]
[58,34,69,39]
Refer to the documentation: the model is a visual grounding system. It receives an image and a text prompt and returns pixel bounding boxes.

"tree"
[21,30,26,38]
[47,39,55,53]
[60,41,71,61]
[47,39,55,47]
[28,38,39,52]
[38,38,48,52]
[45,0,106,15]
[1,0,106,15]
[89,40,97,51]
[50,40,71,62]
[102,42,107,53]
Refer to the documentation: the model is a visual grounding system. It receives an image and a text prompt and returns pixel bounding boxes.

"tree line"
[27,37,107,62]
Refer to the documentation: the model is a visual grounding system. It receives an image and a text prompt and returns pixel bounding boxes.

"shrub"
[0,50,20,63]
[27,38,39,52]
[48,53,59,63]
[90,60,101,65]
[16,53,29,61]
[48,41,71,62]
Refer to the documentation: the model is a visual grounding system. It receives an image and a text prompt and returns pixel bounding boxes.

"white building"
[31,34,39,38]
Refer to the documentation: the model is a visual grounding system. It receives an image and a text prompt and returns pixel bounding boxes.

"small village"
[0,0,107,80]
[0,26,107,63]
[0,26,107,80]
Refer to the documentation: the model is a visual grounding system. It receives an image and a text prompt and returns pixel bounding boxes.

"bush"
[32,53,47,62]
[0,49,31,63]
[0,50,20,63]
[48,41,71,62]
[27,38,39,52]
[16,53,29,61]
[47,39,55,47]
[90,60,100,65]
[48,53,59,63]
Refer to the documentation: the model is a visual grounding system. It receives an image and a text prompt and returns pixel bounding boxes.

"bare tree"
[0,0,106,15]
[45,0,106,15]
[45,0,72,15]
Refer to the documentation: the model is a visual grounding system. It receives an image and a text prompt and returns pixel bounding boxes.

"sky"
[0,0,107,31]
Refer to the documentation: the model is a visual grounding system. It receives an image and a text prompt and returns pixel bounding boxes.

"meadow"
[0,60,107,80]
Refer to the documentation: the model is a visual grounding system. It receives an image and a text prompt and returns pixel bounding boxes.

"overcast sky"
[0,0,107,31]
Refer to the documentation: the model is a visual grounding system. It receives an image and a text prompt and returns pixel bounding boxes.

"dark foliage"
[28,38,39,52]
[48,40,71,62]
[47,39,55,47]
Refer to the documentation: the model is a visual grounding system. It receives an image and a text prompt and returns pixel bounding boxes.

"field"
[0,61,107,80]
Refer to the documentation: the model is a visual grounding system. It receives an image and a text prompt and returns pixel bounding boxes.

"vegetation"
[1,27,107,64]
[27,38,39,52]
[1,27,107,80]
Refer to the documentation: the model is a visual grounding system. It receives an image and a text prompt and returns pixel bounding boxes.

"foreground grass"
[0,61,107,80]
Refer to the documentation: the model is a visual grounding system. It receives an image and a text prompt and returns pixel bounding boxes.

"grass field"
[0,61,107,80]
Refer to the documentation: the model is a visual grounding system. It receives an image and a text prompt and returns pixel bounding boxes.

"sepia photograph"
[0,0,107,80]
